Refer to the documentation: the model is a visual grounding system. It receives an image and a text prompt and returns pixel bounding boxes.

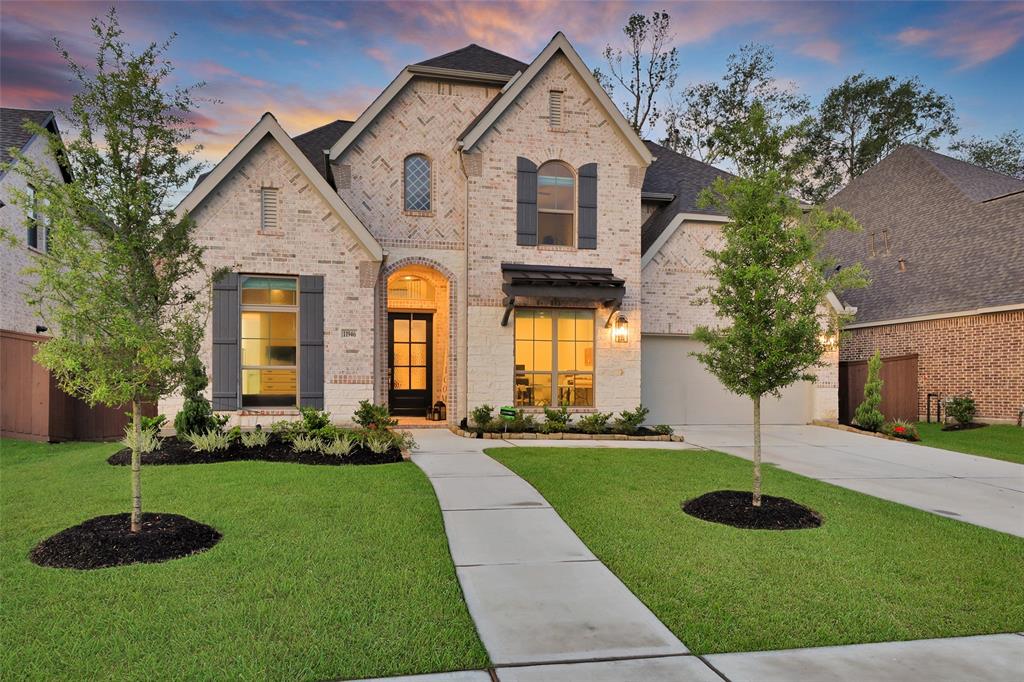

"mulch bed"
[941,422,988,432]
[682,490,823,530]
[107,435,402,467]
[29,512,221,570]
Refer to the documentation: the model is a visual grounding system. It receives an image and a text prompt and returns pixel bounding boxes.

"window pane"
[269,312,296,338]
[411,319,427,343]
[538,162,574,211]
[558,373,593,407]
[576,343,594,371]
[242,311,296,366]
[538,212,573,246]
[393,367,410,390]
[515,373,551,407]
[515,312,534,340]
[410,367,427,390]
[410,343,427,366]
[557,316,576,341]
[241,311,263,338]
[557,341,575,371]
[394,343,410,367]
[241,276,296,306]
[515,340,533,372]
[534,312,553,340]
[405,155,431,211]
[534,340,552,372]
[393,319,409,342]
[576,313,594,340]
[241,369,296,407]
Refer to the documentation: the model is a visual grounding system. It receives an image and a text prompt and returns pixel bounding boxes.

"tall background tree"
[5,10,209,532]
[950,129,1024,179]
[594,10,678,136]
[800,73,958,202]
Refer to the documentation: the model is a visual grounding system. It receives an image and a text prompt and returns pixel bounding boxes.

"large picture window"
[515,309,594,407]
[537,161,575,246]
[240,275,298,407]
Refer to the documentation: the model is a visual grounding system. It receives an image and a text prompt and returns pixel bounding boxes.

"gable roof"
[0,107,72,183]
[640,140,734,259]
[178,113,382,260]
[908,145,1024,203]
[416,44,527,77]
[292,119,353,181]
[458,32,654,165]
[824,144,1024,325]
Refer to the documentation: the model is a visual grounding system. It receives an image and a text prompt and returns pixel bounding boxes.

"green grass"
[488,446,1024,654]
[915,422,1024,464]
[1,439,487,681]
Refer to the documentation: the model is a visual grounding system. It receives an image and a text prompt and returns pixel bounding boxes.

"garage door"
[641,335,812,426]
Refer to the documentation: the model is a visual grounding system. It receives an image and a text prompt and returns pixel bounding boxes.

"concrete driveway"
[681,424,1024,537]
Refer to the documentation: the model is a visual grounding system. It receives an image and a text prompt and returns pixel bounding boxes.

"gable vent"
[549,90,563,129]
[261,187,279,232]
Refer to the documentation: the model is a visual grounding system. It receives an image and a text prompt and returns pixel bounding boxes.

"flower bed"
[450,426,684,442]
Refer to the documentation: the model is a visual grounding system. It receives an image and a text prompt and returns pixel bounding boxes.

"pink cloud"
[895,3,1024,70]
[795,39,842,64]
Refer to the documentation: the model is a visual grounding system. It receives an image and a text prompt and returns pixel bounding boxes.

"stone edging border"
[449,426,684,442]
[810,420,915,443]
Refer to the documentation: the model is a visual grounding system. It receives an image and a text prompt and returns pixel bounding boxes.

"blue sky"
[2,1,1022,167]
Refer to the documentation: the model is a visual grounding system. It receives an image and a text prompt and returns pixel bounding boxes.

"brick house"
[166,33,841,428]
[825,145,1024,423]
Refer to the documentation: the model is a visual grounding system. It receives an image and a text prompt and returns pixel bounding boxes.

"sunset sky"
[2,0,1022,169]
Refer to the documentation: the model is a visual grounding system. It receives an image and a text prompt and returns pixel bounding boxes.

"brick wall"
[841,310,1024,421]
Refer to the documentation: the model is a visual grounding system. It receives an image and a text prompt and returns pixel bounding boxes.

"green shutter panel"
[211,272,240,410]
[299,275,325,409]
[578,163,597,249]
[517,156,538,246]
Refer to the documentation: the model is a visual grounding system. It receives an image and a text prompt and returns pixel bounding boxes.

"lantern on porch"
[612,314,629,344]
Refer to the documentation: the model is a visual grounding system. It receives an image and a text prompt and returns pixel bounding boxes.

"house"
[0,108,150,441]
[825,145,1024,423]
[166,33,840,428]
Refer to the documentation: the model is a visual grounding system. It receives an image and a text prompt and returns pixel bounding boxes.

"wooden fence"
[839,354,919,425]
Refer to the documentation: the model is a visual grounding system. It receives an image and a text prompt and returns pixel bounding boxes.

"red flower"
[894,426,906,433]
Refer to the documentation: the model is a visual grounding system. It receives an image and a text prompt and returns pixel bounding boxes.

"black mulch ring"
[682,490,823,530]
[941,422,988,432]
[29,512,221,570]
[107,435,403,467]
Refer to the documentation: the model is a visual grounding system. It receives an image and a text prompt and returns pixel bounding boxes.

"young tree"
[854,350,885,432]
[5,10,209,532]
[661,44,809,166]
[949,130,1024,179]
[801,73,958,202]
[693,162,867,506]
[594,10,678,135]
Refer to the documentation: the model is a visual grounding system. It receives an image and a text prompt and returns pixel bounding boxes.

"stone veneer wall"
[841,310,1024,421]
[463,53,646,414]
[160,135,379,425]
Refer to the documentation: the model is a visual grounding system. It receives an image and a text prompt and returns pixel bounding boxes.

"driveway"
[681,424,1024,537]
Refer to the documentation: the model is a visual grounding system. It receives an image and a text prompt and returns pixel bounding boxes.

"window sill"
[518,407,597,414]
[257,231,284,237]
[236,408,300,416]
[536,244,575,252]
[403,210,435,218]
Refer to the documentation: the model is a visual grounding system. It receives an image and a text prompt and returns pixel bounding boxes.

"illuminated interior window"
[388,274,434,302]
[515,309,594,407]
[537,161,575,246]
[240,275,297,407]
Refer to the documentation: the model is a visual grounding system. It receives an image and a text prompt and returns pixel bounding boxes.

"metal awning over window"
[500,263,625,326]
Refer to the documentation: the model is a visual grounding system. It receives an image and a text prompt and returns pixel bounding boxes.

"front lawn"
[1,439,487,681]
[915,422,1024,465]
[489,447,1024,654]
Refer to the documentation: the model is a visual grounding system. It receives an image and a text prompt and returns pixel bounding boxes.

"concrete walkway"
[681,425,1024,536]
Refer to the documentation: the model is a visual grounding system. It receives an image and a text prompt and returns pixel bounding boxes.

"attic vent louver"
[261,187,279,232]
[549,90,563,129]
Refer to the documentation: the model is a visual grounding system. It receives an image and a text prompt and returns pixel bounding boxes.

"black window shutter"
[516,156,538,246]
[211,272,240,410]
[299,275,325,409]
[578,163,597,249]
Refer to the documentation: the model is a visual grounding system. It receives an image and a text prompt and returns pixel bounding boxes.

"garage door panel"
[642,336,811,426]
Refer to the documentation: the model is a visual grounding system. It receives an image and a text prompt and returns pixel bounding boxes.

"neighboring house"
[826,145,1024,423]
[166,33,840,428]
[0,108,146,441]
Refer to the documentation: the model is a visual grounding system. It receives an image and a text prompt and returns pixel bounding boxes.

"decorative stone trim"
[449,426,683,442]
[811,420,909,442]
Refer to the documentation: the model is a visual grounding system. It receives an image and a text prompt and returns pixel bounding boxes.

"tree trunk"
[752,394,762,507]
[130,398,142,532]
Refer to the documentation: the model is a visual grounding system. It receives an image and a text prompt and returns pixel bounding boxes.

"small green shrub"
[138,414,167,432]
[653,424,674,435]
[882,419,919,441]
[182,429,232,453]
[270,419,302,442]
[240,429,269,448]
[541,405,572,433]
[470,404,494,430]
[225,425,242,443]
[299,406,332,432]
[291,434,321,453]
[506,409,538,433]
[320,434,355,457]
[173,352,219,436]
[577,412,612,434]
[354,400,397,429]
[391,430,417,451]
[365,431,394,454]
[121,425,162,454]
[614,405,650,435]
[945,395,977,425]
[854,350,885,432]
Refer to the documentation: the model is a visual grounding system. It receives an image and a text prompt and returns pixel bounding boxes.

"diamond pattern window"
[404,154,431,212]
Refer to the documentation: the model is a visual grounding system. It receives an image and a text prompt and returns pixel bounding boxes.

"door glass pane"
[393,319,409,342]
[393,367,410,390]
[394,343,410,367]
[410,367,427,390]
[411,319,427,343]
[410,343,427,366]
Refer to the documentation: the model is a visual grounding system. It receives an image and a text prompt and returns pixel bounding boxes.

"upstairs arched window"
[537,161,575,246]
[404,154,431,212]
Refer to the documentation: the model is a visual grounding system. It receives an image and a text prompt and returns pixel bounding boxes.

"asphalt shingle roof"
[1,108,54,165]
[416,44,527,76]
[910,145,1024,202]
[640,140,735,255]
[291,119,353,180]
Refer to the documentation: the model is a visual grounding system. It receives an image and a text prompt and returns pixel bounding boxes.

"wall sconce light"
[613,314,629,344]
[818,332,838,351]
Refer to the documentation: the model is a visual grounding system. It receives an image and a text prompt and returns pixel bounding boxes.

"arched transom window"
[537,161,574,246]
[404,154,431,212]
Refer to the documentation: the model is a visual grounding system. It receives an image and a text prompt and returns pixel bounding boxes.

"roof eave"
[406,64,515,85]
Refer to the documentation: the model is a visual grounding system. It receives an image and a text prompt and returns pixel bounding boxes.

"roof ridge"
[911,143,1024,184]
[293,118,354,139]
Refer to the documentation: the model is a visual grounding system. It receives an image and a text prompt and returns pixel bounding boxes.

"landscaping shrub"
[541,405,572,433]
[470,404,494,431]
[291,434,322,453]
[320,434,356,457]
[299,406,332,432]
[121,424,162,454]
[577,412,612,434]
[270,419,303,443]
[173,353,221,436]
[506,409,538,433]
[139,414,167,432]
[354,400,397,430]
[365,431,394,454]
[883,419,920,441]
[854,350,885,432]
[182,430,233,453]
[615,405,650,435]
[945,395,977,425]
[654,424,674,435]
[240,429,269,448]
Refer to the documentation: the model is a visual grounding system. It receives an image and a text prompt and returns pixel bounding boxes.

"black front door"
[388,312,432,416]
